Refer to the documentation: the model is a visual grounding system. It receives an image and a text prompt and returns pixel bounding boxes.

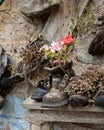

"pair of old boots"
[31,62,104,108]
[31,61,75,107]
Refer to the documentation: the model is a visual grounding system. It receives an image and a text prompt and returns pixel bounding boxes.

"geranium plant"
[40,34,74,67]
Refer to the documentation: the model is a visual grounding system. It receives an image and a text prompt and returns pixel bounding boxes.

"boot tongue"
[58,74,69,91]
[52,76,62,88]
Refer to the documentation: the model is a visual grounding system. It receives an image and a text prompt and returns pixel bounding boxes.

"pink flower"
[51,42,59,47]
[60,34,74,45]
[50,42,61,52]
[40,45,49,51]
[50,46,56,52]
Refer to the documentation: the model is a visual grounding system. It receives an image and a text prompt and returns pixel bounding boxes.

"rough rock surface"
[12,81,34,99]
[21,0,60,17]
[0,0,42,51]
[42,0,89,42]
[75,0,104,64]
[31,123,51,130]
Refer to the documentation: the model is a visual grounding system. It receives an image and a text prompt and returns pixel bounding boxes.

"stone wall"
[0,0,104,130]
[0,0,42,51]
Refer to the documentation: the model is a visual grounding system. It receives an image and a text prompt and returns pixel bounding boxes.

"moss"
[45,0,52,4]
[77,6,95,33]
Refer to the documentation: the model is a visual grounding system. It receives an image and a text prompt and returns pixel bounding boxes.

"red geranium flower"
[60,34,74,45]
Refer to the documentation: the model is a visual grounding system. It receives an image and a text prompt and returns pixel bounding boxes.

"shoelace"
[57,74,69,91]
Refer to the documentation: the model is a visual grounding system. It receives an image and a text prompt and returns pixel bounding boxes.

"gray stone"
[21,0,60,17]
[12,81,34,99]
[76,40,104,64]
[76,0,104,64]
[53,124,62,130]
[42,0,89,42]
[31,124,41,130]
[31,123,52,130]
[0,0,42,52]
[42,123,52,130]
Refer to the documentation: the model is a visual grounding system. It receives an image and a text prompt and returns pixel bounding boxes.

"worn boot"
[62,61,75,77]
[67,95,89,107]
[94,77,104,107]
[43,66,65,87]
[31,75,52,101]
[94,89,104,107]
[31,66,65,102]
[41,61,75,107]
[41,73,69,107]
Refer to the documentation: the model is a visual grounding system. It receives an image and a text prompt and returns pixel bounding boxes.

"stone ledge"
[23,97,104,112]
[23,97,104,125]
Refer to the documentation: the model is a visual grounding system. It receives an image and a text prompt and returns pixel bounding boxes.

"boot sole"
[41,99,67,108]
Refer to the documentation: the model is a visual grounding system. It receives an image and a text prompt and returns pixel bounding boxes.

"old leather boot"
[44,66,65,87]
[41,61,75,107]
[62,61,75,77]
[94,76,104,107]
[67,95,89,106]
[21,0,60,17]
[41,73,69,107]
[95,95,104,107]
[94,89,104,107]
[31,66,65,102]
[31,75,52,101]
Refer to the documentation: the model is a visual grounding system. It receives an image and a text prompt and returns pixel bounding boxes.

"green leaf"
[72,39,77,44]
[62,55,67,61]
